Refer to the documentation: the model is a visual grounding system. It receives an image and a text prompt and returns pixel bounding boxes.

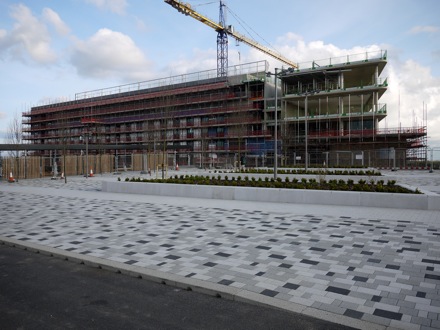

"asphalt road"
[0,244,355,330]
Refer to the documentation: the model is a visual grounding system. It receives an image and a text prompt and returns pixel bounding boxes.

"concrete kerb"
[0,236,383,330]
[102,181,440,211]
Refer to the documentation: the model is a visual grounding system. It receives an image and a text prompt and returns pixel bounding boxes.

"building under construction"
[21,51,427,173]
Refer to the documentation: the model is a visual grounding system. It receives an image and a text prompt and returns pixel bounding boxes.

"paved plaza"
[0,169,439,329]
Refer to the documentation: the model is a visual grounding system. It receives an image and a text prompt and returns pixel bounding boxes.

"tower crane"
[164,0,298,77]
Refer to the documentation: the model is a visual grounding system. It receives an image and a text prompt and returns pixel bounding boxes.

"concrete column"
[374,66,379,85]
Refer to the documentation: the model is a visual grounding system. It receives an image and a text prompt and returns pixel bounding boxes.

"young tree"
[6,112,23,180]
[6,112,22,155]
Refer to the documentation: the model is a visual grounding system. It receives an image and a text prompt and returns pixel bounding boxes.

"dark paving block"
[260,289,279,297]
[164,255,181,260]
[404,240,421,245]
[371,295,382,302]
[255,245,271,250]
[215,252,231,258]
[416,291,426,298]
[283,283,300,290]
[326,286,350,296]
[373,308,402,320]
[353,276,368,283]
[425,274,440,281]
[344,309,364,319]
[269,254,286,260]
[373,239,389,244]
[397,247,420,253]
[279,263,292,269]
[125,260,137,265]
[300,259,319,266]
[160,244,174,248]
[218,279,234,286]
[385,264,400,270]
[422,258,440,265]
[309,247,326,252]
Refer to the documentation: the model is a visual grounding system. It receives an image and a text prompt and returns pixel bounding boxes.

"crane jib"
[164,0,298,69]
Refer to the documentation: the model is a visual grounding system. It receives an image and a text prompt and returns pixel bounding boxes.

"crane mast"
[217,1,228,77]
[164,0,298,76]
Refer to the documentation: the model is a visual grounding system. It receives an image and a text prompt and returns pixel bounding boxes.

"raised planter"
[102,181,440,211]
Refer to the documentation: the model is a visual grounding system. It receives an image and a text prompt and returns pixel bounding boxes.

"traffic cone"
[89,168,94,177]
[8,172,15,183]
[176,163,179,171]
[60,172,65,180]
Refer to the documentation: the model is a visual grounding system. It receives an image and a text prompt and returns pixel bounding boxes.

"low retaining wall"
[102,181,440,211]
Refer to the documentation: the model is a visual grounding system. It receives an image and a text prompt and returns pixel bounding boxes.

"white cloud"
[384,59,440,146]
[409,25,440,35]
[42,8,70,36]
[71,28,153,81]
[85,0,127,15]
[0,4,57,64]
[162,48,217,76]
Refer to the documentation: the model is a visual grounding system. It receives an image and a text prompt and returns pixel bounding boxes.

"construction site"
[0,0,428,179]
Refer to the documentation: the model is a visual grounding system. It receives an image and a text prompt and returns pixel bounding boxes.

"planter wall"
[102,181,440,211]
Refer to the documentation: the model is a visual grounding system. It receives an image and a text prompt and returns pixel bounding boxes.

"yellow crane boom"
[164,0,298,69]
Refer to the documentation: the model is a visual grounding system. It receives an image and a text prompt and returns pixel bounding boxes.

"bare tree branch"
[6,112,22,158]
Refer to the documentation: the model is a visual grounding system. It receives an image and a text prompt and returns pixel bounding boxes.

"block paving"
[0,173,439,329]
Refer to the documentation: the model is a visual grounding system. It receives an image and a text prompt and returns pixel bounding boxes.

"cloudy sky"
[0,0,439,152]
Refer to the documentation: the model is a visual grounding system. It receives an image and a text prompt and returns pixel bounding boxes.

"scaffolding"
[19,52,427,174]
